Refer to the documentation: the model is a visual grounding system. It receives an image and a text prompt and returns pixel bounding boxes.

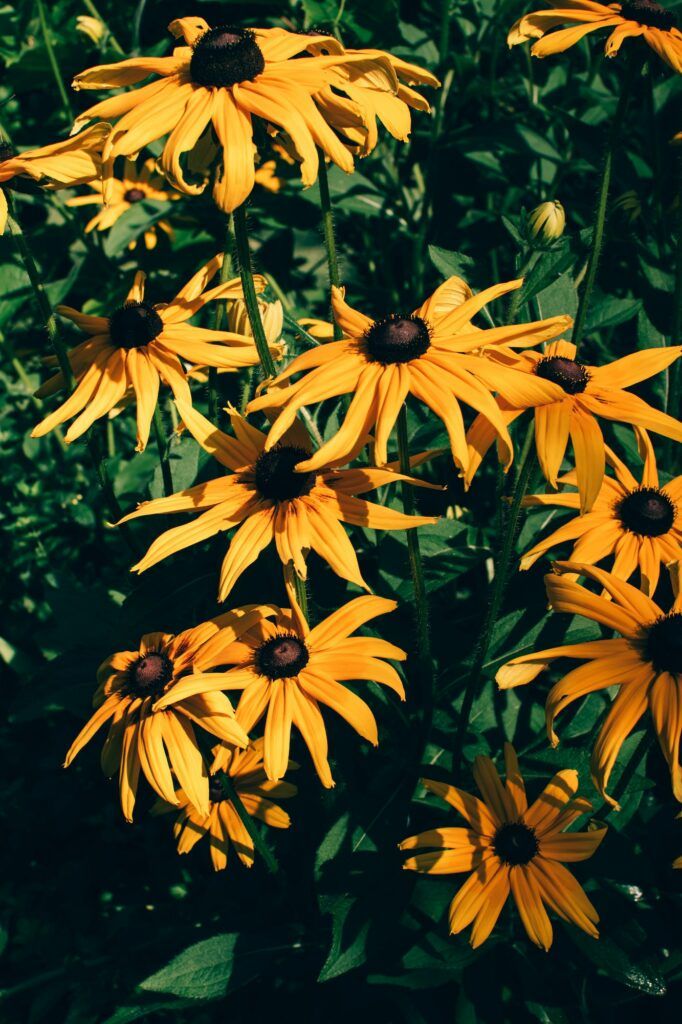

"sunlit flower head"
[400,744,606,950]
[248,277,572,475]
[120,401,439,600]
[497,561,682,806]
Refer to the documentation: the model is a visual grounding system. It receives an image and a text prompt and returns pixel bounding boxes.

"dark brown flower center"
[124,187,146,203]
[644,613,682,674]
[255,633,309,680]
[617,487,675,537]
[619,0,675,29]
[493,821,539,866]
[534,356,589,395]
[190,26,265,88]
[127,652,174,698]
[109,301,163,349]
[209,774,227,803]
[364,314,431,364]
[254,445,315,501]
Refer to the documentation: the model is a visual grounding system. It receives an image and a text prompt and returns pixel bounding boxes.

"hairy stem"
[222,775,279,875]
[233,204,277,378]
[209,216,234,422]
[37,0,74,123]
[317,151,343,340]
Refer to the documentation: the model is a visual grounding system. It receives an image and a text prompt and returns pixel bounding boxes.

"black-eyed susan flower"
[71,17,399,213]
[519,429,682,594]
[152,738,296,870]
[465,339,682,512]
[508,0,682,73]
[400,744,606,950]
[154,595,406,787]
[0,123,108,233]
[66,157,178,250]
[31,255,277,451]
[63,608,274,821]
[119,401,439,600]
[247,278,572,475]
[497,561,682,805]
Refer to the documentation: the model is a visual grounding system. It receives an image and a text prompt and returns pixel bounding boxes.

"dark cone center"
[209,774,227,803]
[109,301,164,349]
[190,26,265,88]
[254,445,315,501]
[535,356,589,395]
[619,0,676,29]
[124,187,146,203]
[128,652,174,698]
[256,634,309,680]
[644,613,682,674]
[617,487,675,537]
[364,314,431,364]
[493,821,539,866]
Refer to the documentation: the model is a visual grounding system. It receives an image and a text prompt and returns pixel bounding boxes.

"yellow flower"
[497,561,682,805]
[63,607,275,821]
[465,339,682,512]
[152,738,296,871]
[508,0,682,72]
[0,124,109,233]
[76,14,105,45]
[67,157,178,250]
[519,428,682,595]
[119,401,439,600]
[400,744,606,950]
[71,18,400,213]
[528,200,565,241]
[226,295,283,347]
[248,277,572,475]
[153,595,406,787]
[31,256,276,451]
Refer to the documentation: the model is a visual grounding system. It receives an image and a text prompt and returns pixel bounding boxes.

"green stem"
[81,0,125,54]
[293,572,309,623]
[669,150,682,469]
[233,204,277,378]
[396,405,433,743]
[36,0,74,123]
[152,405,173,497]
[571,57,638,353]
[209,216,234,422]
[131,0,147,53]
[222,775,279,874]
[452,422,536,774]
[317,152,343,341]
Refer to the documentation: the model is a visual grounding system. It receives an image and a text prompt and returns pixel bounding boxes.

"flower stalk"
[209,216,234,422]
[233,204,277,378]
[37,0,74,123]
[221,773,279,875]
[152,405,173,497]
[316,151,343,340]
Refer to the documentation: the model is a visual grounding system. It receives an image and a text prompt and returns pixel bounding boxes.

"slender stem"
[316,152,343,341]
[36,0,74,123]
[293,572,309,623]
[396,405,433,742]
[131,0,148,53]
[222,775,279,874]
[209,216,234,422]
[571,57,638,353]
[452,422,536,775]
[669,151,682,470]
[81,0,125,54]
[232,204,277,378]
[152,405,173,497]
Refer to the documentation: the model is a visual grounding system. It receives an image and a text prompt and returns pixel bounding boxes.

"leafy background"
[1,0,681,1020]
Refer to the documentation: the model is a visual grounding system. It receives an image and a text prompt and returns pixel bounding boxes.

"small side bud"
[527,200,565,242]
[75,15,105,44]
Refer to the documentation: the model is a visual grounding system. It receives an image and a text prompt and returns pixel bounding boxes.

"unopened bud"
[227,297,283,346]
[76,15,105,44]
[528,200,565,242]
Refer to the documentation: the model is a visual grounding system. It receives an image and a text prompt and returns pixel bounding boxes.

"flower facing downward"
[152,738,296,871]
[528,200,565,241]
[400,745,606,950]
[31,255,277,451]
[154,595,406,787]
[248,277,572,475]
[497,562,682,805]
[508,0,682,73]
[519,429,682,594]
[71,18,400,213]
[119,401,439,600]
[63,608,274,821]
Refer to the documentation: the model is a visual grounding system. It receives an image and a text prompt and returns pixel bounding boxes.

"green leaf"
[103,200,174,257]
[317,896,370,982]
[428,245,474,280]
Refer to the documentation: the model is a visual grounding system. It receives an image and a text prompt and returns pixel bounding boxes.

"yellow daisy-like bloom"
[400,744,606,950]
[66,157,178,250]
[119,401,438,600]
[152,738,296,871]
[247,278,573,475]
[154,595,406,787]
[0,123,108,233]
[465,339,682,512]
[63,607,274,821]
[519,429,682,594]
[71,17,400,213]
[31,255,276,451]
[497,561,682,805]
[508,0,682,73]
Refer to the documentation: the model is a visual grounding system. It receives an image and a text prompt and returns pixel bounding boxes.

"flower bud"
[227,297,284,346]
[528,200,565,242]
[75,15,105,44]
